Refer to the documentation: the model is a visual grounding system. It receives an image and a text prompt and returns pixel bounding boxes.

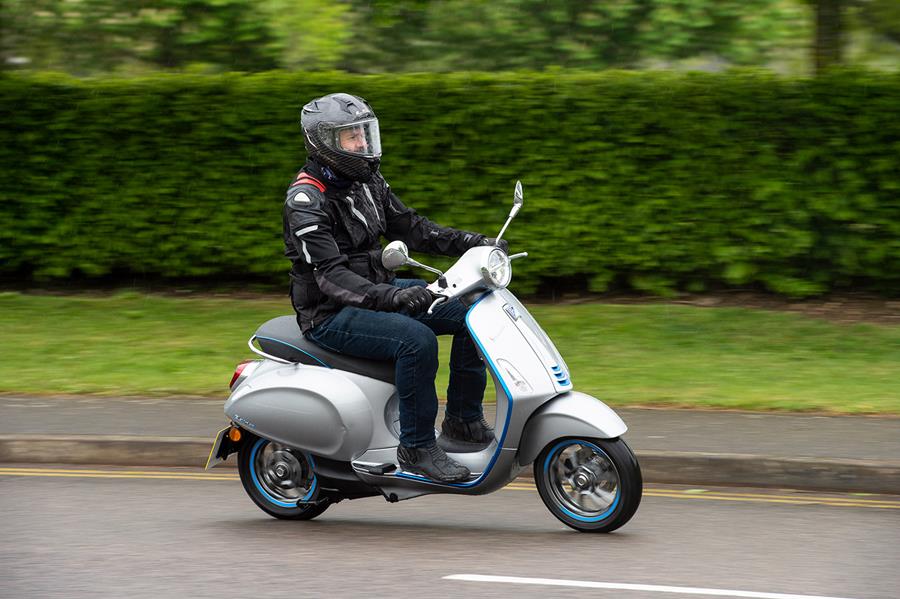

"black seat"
[253,316,395,385]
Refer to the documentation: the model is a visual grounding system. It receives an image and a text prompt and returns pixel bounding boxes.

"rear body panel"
[224,360,394,461]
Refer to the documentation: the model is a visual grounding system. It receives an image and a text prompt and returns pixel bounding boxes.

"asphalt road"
[1,466,898,599]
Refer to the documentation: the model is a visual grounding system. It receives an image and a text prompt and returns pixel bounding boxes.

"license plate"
[205,427,231,470]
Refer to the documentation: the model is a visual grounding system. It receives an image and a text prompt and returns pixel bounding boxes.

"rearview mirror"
[494,180,524,245]
[509,180,523,220]
[382,240,410,271]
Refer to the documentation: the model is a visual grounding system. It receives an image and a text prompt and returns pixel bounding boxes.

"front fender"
[517,391,627,467]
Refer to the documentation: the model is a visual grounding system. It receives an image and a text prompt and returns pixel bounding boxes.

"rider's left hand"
[393,286,433,316]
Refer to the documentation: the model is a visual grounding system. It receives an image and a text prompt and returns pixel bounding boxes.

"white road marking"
[443,574,857,599]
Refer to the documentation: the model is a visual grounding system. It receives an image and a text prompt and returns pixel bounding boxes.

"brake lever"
[427,295,448,315]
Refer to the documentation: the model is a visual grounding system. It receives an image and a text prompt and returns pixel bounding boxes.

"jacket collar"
[306,158,353,192]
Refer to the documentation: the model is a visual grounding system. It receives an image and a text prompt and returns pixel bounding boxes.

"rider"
[283,92,507,483]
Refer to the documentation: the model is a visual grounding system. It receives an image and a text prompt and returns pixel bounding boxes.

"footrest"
[397,467,480,483]
[354,462,398,475]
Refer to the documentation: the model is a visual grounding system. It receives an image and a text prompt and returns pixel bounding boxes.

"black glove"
[480,237,509,254]
[393,286,433,316]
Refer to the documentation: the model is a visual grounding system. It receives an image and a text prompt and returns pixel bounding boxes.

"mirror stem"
[495,215,514,246]
[407,258,444,278]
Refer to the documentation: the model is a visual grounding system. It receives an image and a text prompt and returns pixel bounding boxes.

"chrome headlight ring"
[481,248,511,289]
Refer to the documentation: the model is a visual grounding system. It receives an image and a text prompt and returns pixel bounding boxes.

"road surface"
[1,465,897,599]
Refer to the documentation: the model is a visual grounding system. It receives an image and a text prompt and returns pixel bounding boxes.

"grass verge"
[1,292,897,414]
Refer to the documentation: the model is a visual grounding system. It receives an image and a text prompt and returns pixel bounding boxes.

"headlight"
[482,248,511,288]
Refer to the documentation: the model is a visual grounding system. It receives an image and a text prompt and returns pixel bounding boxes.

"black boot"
[397,441,471,483]
[438,413,495,453]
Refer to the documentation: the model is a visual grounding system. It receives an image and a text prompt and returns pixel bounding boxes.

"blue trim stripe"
[249,438,318,508]
[395,291,512,489]
[543,440,620,522]
[255,336,331,368]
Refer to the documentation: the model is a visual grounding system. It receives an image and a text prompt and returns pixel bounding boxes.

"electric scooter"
[207,181,642,532]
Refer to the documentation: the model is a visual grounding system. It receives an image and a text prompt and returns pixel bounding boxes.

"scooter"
[207,181,642,533]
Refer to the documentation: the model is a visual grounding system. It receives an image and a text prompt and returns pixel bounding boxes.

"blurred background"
[3,0,900,75]
[1,0,898,410]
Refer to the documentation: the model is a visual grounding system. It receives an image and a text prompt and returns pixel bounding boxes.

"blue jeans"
[304,278,487,448]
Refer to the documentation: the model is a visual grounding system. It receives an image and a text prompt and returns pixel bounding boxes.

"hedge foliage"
[2,70,898,296]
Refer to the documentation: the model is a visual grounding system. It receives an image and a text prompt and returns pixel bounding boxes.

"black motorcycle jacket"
[283,160,486,332]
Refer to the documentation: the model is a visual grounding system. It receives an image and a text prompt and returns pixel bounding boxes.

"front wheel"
[535,437,642,533]
[237,435,329,520]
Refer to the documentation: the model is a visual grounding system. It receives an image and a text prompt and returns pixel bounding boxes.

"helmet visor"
[330,118,382,158]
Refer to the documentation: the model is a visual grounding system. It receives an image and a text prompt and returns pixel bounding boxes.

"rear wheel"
[534,437,641,533]
[237,435,329,520]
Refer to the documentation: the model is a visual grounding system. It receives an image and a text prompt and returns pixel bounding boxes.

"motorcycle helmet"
[301,93,382,182]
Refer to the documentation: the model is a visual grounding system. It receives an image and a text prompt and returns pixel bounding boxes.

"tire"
[534,437,642,533]
[237,435,329,520]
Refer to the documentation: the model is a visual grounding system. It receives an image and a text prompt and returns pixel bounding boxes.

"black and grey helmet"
[301,93,382,182]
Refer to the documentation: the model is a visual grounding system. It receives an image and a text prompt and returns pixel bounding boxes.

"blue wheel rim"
[543,440,620,523]
[249,438,317,508]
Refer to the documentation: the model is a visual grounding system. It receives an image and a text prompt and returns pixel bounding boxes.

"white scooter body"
[212,182,641,531]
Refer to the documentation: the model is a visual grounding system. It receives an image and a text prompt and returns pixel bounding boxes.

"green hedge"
[2,70,899,296]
